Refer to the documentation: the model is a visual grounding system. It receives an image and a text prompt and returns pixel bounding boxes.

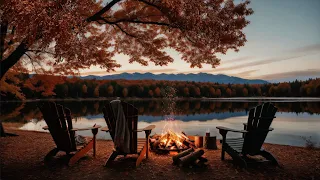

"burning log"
[178,149,205,167]
[150,130,195,152]
[172,148,194,164]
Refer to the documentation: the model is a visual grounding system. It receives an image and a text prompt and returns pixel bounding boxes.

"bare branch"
[27,49,56,56]
[87,0,122,22]
[113,24,136,38]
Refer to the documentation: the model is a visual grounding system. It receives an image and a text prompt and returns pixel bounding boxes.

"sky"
[80,0,320,82]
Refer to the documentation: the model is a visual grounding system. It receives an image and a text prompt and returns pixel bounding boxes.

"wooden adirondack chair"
[101,100,155,167]
[216,102,279,168]
[39,101,101,166]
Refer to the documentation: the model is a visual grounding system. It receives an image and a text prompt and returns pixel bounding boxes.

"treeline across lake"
[1,101,320,123]
[1,74,320,100]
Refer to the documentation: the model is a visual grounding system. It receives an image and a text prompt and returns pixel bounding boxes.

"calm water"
[1,100,320,147]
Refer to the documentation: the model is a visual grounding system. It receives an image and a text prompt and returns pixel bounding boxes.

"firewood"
[198,156,208,162]
[172,148,194,164]
[195,159,206,167]
[183,139,196,148]
[178,149,205,167]
[152,140,160,149]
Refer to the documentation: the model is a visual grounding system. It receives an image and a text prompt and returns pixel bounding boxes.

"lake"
[1,99,320,147]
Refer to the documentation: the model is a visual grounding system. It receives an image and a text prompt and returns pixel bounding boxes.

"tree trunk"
[0,121,6,137]
[0,40,28,136]
[0,41,28,79]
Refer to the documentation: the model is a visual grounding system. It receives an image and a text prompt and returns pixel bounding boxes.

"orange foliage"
[154,87,161,97]
[215,89,221,97]
[1,0,253,79]
[24,75,66,96]
[0,71,25,100]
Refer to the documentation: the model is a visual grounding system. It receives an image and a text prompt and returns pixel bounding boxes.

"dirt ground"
[1,127,319,180]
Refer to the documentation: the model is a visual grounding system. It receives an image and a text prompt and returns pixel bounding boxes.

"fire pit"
[150,130,195,153]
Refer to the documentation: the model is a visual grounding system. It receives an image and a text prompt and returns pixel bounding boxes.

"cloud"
[202,54,310,72]
[222,56,254,64]
[287,44,320,54]
[80,68,178,76]
[229,69,258,78]
[257,69,320,80]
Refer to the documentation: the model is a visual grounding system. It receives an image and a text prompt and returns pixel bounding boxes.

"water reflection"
[1,100,320,147]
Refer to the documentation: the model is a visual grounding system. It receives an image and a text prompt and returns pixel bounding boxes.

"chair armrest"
[71,125,101,131]
[101,126,110,132]
[135,125,156,132]
[216,126,248,134]
[243,123,274,131]
[43,126,49,130]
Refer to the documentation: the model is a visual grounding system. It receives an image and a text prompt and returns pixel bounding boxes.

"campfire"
[150,130,195,152]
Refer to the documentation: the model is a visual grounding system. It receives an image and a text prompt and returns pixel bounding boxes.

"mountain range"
[81,73,269,84]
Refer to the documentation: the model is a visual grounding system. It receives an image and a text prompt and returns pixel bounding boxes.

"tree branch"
[27,49,56,56]
[100,17,172,28]
[138,0,166,15]
[113,24,136,38]
[0,40,29,79]
[87,0,122,22]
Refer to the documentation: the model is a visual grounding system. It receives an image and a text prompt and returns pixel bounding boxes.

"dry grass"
[1,127,320,180]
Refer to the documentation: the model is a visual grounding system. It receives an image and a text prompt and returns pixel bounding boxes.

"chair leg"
[225,145,247,168]
[69,140,94,166]
[105,151,119,167]
[221,145,225,160]
[259,149,279,166]
[136,142,147,167]
[44,148,59,162]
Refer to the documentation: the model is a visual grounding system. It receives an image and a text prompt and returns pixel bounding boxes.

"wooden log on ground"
[178,149,205,167]
[172,148,194,164]
[198,156,208,162]
[195,159,207,167]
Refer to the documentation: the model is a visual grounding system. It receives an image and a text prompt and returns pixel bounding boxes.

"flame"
[158,128,189,150]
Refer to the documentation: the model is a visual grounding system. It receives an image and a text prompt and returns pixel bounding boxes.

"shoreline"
[1,128,319,180]
[1,97,320,103]
[4,124,317,149]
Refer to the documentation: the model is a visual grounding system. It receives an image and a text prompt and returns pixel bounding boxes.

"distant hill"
[81,73,268,84]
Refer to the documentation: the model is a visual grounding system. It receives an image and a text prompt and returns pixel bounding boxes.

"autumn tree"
[209,87,215,97]
[242,87,248,97]
[107,85,114,96]
[215,89,221,97]
[82,84,87,94]
[0,0,253,136]
[148,89,154,97]
[93,86,99,97]
[24,74,66,97]
[122,87,128,97]
[81,84,87,97]
[1,0,253,80]
[183,87,190,97]
[154,87,161,97]
[226,88,232,97]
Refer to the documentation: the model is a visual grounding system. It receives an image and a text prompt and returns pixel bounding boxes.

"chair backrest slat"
[242,102,277,155]
[64,107,77,151]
